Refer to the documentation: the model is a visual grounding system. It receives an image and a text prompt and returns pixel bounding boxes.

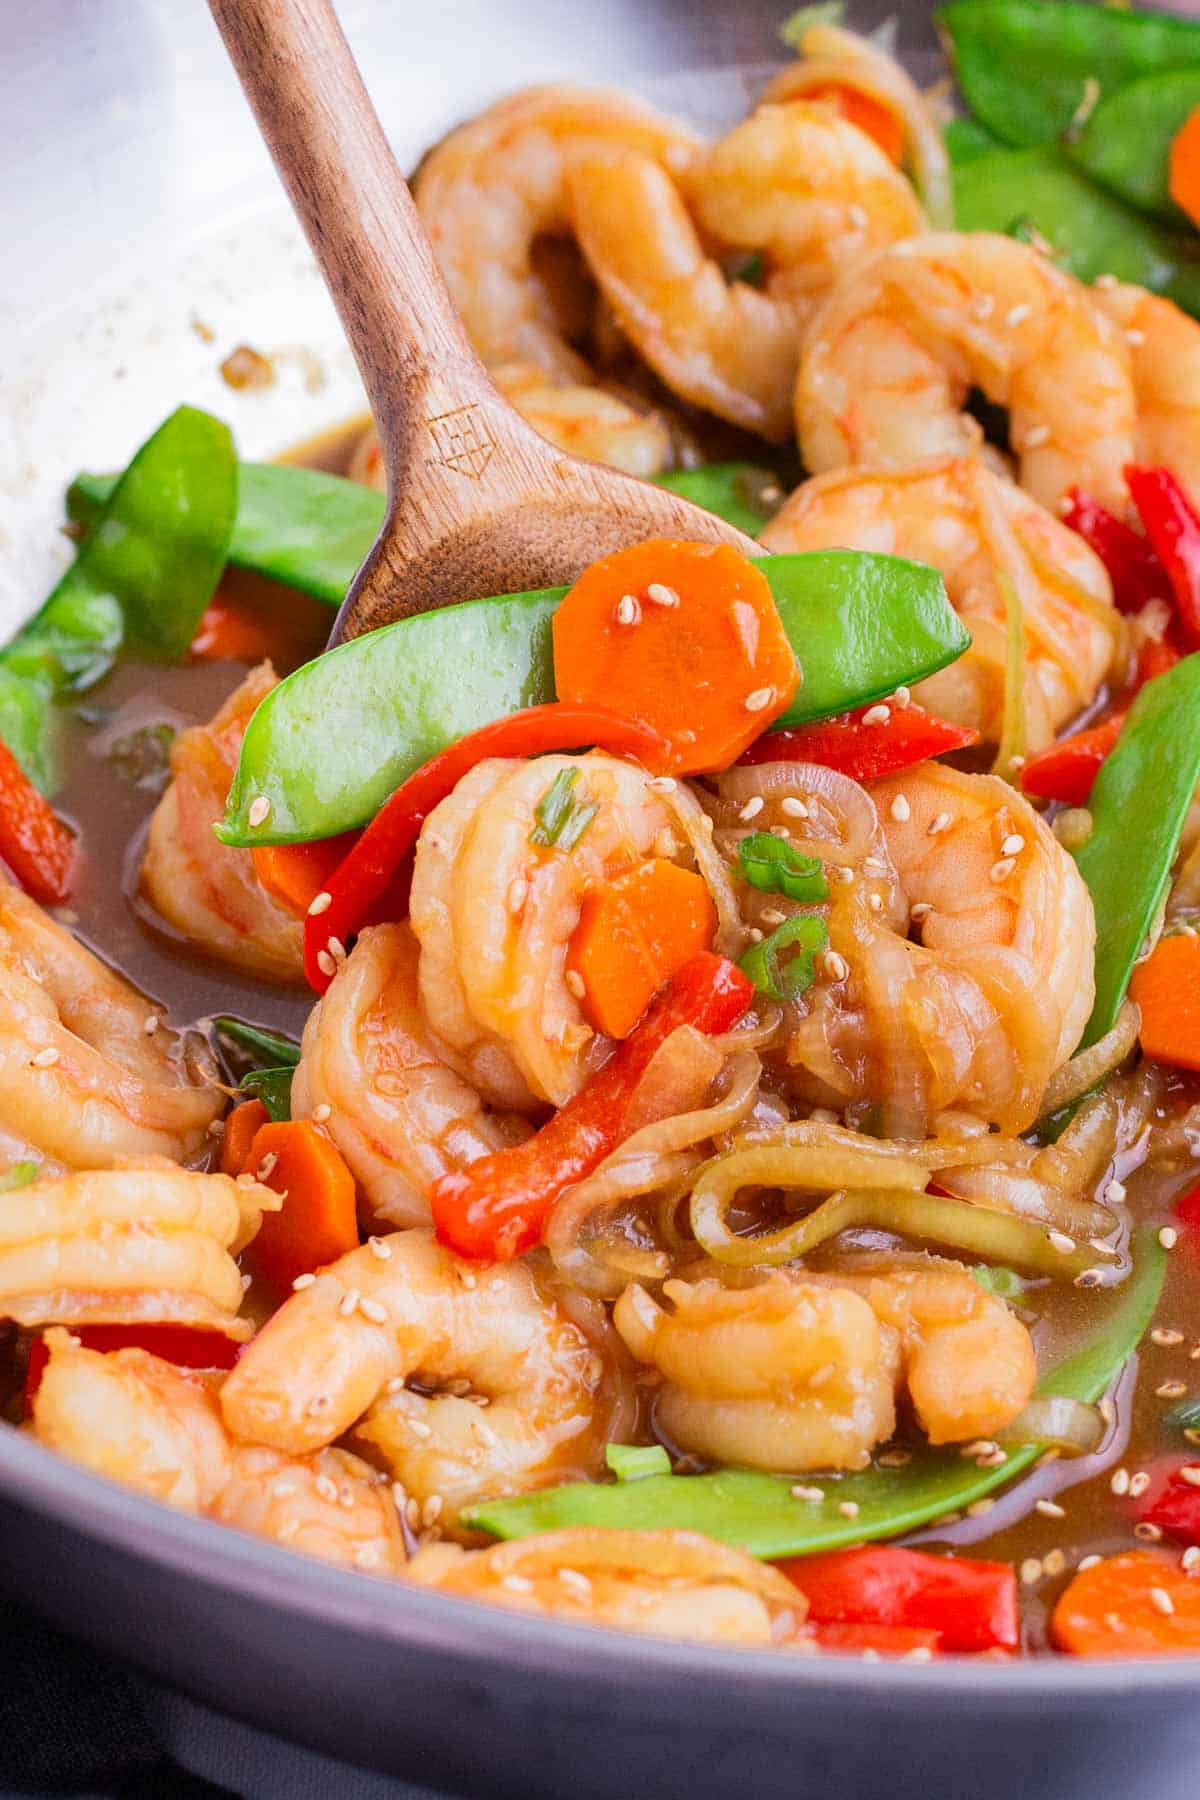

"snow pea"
[1066,68,1200,227]
[1072,652,1200,1047]
[237,1066,293,1122]
[466,1225,1165,1557]
[69,458,779,607]
[2,407,236,791]
[938,1,1200,149]
[952,145,1200,316]
[217,552,965,846]
[943,116,1003,165]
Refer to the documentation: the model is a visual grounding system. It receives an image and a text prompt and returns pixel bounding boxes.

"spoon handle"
[207,0,489,477]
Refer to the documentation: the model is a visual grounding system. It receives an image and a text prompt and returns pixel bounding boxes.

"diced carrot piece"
[189,575,328,670]
[1051,1550,1200,1656]
[566,859,717,1040]
[242,1118,359,1291]
[251,832,360,920]
[0,737,77,906]
[552,539,799,775]
[1169,106,1200,232]
[220,1099,270,1177]
[803,81,905,164]
[1129,932,1200,1073]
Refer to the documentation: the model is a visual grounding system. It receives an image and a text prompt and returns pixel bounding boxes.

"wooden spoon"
[207,0,757,641]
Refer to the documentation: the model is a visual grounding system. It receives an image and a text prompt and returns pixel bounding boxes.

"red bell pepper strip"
[0,736,77,906]
[24,1322,242,1413]
[429,952,752,1261]
[1175,1181,1200,1255]
[1126,466,1200,651]
[303,703,672,993]
[1063,488,1169,616]
[1020,636,1182,807]
[806,1622,942,1658]
[737,702,978,781]
[777,1545,1019,1653]
[1134,1459,1200,1547]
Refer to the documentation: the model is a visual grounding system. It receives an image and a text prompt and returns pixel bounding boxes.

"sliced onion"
[714,760,881,867]
[996,1395,1104,1456]
[667,780,748,958]
[623,1026,724,1136]
[1039,999,1141,1116]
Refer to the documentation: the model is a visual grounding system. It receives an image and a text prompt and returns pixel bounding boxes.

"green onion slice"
[737,831,829,902]
[738,914,828,1001]
[529,768,598,850]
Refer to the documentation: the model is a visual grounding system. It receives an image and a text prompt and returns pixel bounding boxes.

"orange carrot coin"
[1051,1550,1200,1657]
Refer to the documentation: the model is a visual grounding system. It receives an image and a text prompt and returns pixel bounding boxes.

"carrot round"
[1051,1550,1200,1656]
[242,1118,360,1290]
[189,577,328,670]
[804,82,904,164]
[1169,105,1200,231]
[1129,931,1200,1072]
[252,831,360,920]
[219,1098,269,1176]
[566,858,717,1040]
[551,539,799,775]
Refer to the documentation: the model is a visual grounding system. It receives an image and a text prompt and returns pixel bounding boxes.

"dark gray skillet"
[4,1,1200,1794]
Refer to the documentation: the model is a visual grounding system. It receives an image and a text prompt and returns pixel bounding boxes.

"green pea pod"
[217,552,966,846]
[1066,68,1200,228]
[68,459,780,604]
[213,1017,302,1069]
[943,116,1004,165]
[938,1,1200,149]
[2,407,236,791]
[952,145,1200,316]
[238,1066,293,1122]
[1073,652,1200,1047]
[465,1224,1165,1558]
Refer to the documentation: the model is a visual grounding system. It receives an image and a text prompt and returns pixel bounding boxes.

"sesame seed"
[646,776,676,794]
[247,795,271,828]
[1022,424,1051,449]
[565,968,586,999]
[368,1235,392,1260]
[739,796,765,821]
[144,1015,160,1036]
[904,1646,934,1663]
[966,1498,995,1518]
[317,950,337,978]
[241,1272,253,1291]
[1020,1558,1043,1586]
[893,686,911,708]
[337,1288,360,1317]
[1043,1549,1067,1578]
[1150,1587,1175,1617]
[1049,1230,1077,1255]
[822,950,849,981]
[1006,304,1032,327]
[791,1484,825,1502]
[868,892,883,912]
[1105,1179,1127,1205]
[408,1418,433,1440]
[877,1448,912,1468]
[1183,1547,1200,1574]
[615,595,641,626]
[1129,1471,1152,1498]
[838,1501,860,1520]
[506,878,527,914]
[459,1268,477,1290]
[861,704,890,727]
[890,794,911,823]
[1075,1268,1104,1288]
[834,864,854,884]
[1158,1380,1190,1400]
[1036,1499,1066,1519]
[315,1473,339,1502]
[1135,1522,1164,1542]
[781,796,809,819]
[990,857,1016,883]
[928,811,953,836]
[502,1574,534,1594]
[359,1297,388,1325]
[977,1448,1008,1468]
[327,936,347,963]
[292,1272,317,1290]
[31,1047,59,1068]
[207,1119,226,1138]
[1161,1227,1179,1250]
[1001,833,1025,857]
[646,583,680,609]
[557,1567,593,1598]
[423,1495,444,1526]
[354,1548,379,1570]
[910,901,932,920]
[1077,1554,1103,1572]
[1094,273,1119,291]
[745,687,774,713]
[1126,328,1146,347]
[308,891,332,917]
[961,1439,999,1461]
[1179,1466,1200,1488]
[1154,1327,1186,1346]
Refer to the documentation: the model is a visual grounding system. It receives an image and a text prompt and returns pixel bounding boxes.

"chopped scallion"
[738,914,828,1002]
[529,768,598,850]
[605,1443,672,1483]
[737,831,829,903]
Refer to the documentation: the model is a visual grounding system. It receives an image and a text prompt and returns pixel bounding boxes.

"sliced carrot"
[1051,1550,1200,1656]
[189,574,328,671]
[551,539,799,776]
[566,859,717,1040]
[0,737,77,906]
[242,1118,360,1291]
[803,81,905,164]
[220,1098,269,1176]
[1169,105,1200,232]
[251,832,360,920]
[1129,932,1200,1072]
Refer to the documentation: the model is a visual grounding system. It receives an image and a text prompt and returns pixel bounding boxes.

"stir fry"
[10,1,1200,1664]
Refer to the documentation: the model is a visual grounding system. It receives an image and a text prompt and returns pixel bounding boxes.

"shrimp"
[412,86,702,380]
[291,922,528,1231]
[568,103,925,441]
[760,458,1118,752]
[0,879,220,1169]
[409,753,678,1109]
[710,757,1095,1134]
[796,232,1137,513]
[1091,279,1200,503]
[614,1275,901,1472]
[141,665,305,984]
[407,1527,801,1647]
[348,361,671,484]
[0,1160,274,1338]
[32,1331,405,1575]
[221,1229,613,1529]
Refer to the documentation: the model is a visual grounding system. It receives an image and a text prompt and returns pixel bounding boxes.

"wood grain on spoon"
[207,0,757,640]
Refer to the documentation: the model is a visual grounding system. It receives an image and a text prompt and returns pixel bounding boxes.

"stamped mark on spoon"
[426,403,495,479]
